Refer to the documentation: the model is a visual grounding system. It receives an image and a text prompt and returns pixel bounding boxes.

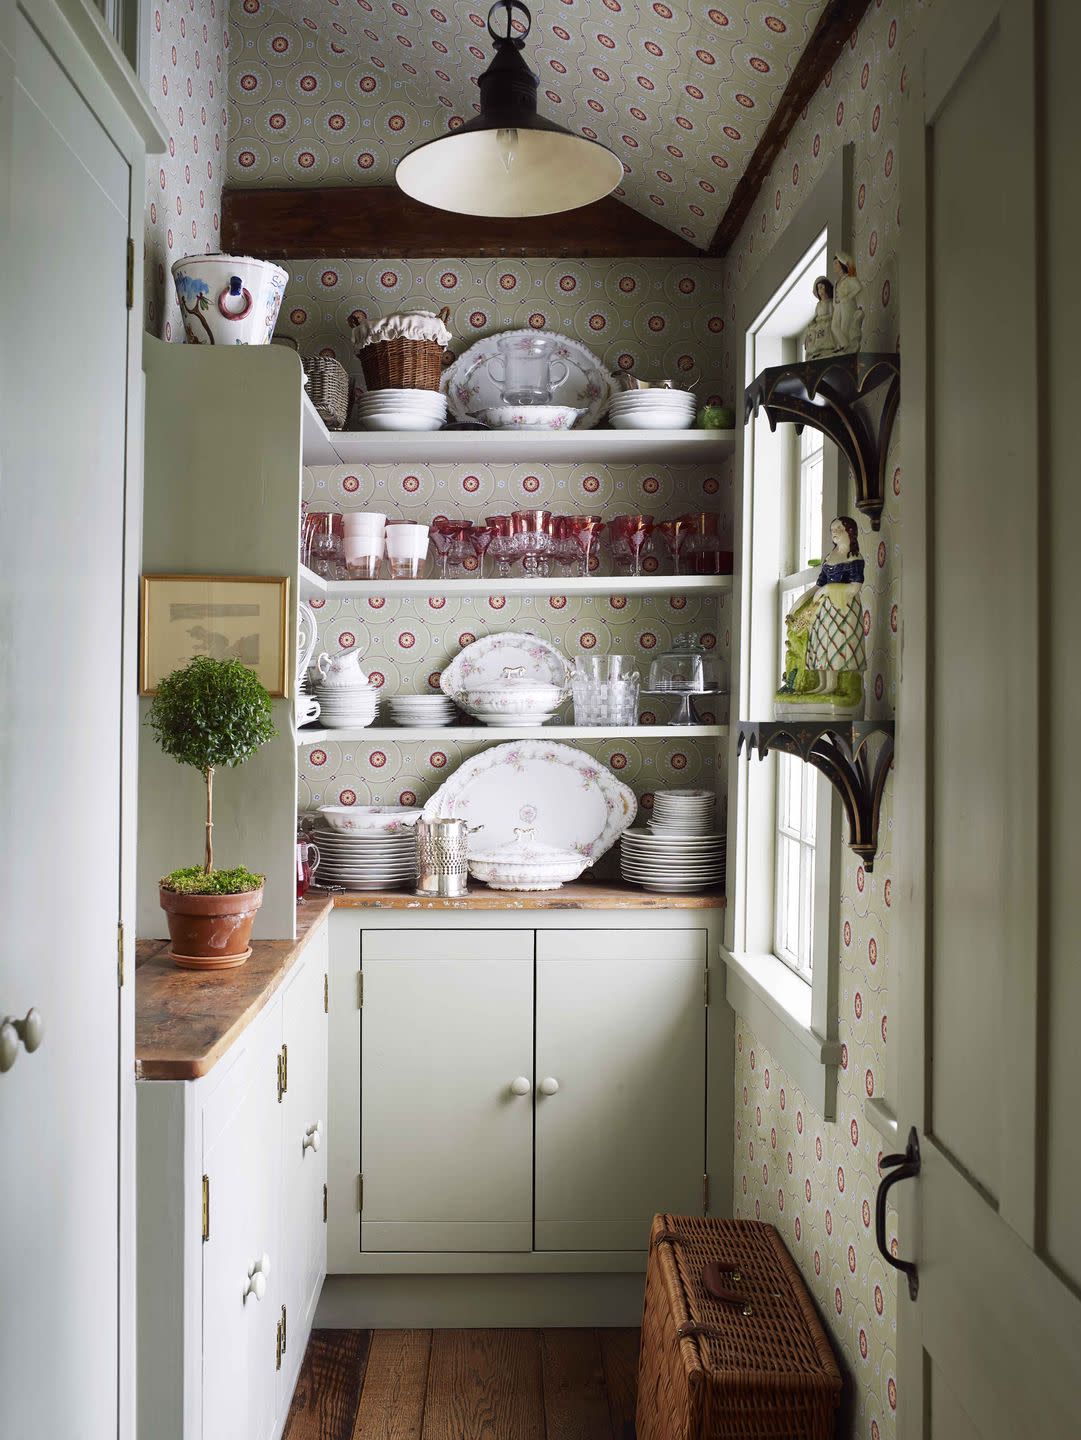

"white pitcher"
[316,649,368,688]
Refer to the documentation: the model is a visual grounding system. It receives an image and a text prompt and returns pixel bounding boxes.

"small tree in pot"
[147,655,276,970]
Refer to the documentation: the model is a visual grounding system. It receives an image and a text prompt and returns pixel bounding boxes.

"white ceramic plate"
[441,330,612,429]
[440,631,570,707]
[360,414,444,431]
[610,413,695,430]
[423,740,636,861]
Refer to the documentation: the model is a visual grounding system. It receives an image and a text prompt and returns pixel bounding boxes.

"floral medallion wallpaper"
[228,0,832,246]
[143,0,228,339]
[720,3,924,1437]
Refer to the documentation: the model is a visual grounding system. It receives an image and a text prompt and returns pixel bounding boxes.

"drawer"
[536,928,707,963]
[361,929,534,963]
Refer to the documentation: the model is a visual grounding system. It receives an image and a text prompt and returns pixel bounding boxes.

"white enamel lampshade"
[395,0,623,219]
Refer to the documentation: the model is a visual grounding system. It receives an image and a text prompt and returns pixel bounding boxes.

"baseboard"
[315,1271,646,1328]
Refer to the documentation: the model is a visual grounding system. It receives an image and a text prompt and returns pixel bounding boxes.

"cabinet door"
[280,929,328,1403]
[535,930,707,1251]
[361,936,534,1251]
[202,1019,281,1440]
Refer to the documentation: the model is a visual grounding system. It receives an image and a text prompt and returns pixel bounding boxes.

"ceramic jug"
[316,649,368,688]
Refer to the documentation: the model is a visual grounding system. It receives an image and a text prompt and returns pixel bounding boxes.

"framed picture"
[140,574,291,697]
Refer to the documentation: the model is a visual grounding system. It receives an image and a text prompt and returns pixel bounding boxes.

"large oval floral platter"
[440,632,571,705]
[440,330,613,429]
[422,740,637,861]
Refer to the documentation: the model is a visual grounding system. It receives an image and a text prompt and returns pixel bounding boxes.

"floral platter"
[440,330,613,429]
[439,631,571,707]
[422,740,637,862]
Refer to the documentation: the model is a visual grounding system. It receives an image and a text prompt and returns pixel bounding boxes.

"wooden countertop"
[136,883,724,1081]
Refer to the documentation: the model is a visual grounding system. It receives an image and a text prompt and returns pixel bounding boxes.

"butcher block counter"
[135,883,724,1080]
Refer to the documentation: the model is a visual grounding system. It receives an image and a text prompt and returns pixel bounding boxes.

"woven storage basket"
[302,355,351,430]
[358,306,451,391]
[636,1215,842,1440]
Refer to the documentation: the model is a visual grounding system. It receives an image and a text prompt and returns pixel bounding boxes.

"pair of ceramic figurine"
[803,251,865,360]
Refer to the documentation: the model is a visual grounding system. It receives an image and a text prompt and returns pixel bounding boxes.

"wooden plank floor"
[283,1328,639,1440]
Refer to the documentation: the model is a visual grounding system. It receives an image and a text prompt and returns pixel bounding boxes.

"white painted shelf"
[298,565,731,600]
[296,723,729,746]
[302,391,734,466]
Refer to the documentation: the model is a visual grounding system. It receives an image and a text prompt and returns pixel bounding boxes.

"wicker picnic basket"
[636,1215,842,1440]
[355,306,451,391]
[302,355,351,430]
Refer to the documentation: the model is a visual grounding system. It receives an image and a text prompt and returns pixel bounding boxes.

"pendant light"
[395,0,624,218]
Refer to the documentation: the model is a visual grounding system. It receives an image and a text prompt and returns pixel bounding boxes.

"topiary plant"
[146,656,276,884]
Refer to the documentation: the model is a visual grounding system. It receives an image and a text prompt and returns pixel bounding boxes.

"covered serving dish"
[459,665,566,725]
[467,826,589,891]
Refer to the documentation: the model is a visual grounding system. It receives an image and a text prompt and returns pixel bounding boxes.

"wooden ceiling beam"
[707,0,874,257]
[220,185,702,260]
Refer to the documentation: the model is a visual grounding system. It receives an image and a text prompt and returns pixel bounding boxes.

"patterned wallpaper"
[143,0,229,338]
[273,256,727,403]
[721,3,918,1438]
[228,0,831,247]
[301,455,732,876]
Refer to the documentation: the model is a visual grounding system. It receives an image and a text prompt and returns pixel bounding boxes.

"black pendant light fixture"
[395,0,623,218]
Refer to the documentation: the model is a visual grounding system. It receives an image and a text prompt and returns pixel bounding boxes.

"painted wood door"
[360,933,534,1251]
[280,932,328,1405]
[0,10,131,1437]
[534,931,706,1251]
[202,1020,281,1440]
[895,2,1081,1435]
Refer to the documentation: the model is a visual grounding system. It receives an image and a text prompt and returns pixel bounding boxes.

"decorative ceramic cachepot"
[171,254,288,345]
[160,885,264,970]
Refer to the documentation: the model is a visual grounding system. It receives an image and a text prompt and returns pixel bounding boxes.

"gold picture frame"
[140,574,291,697]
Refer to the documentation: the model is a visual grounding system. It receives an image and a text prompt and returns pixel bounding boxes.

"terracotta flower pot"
[160,886,264,970]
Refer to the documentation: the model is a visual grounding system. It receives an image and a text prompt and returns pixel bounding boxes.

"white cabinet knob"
[244,1255,270,1302]
[303,1122,321,1153]
[539,1076,560,1096]
[0,1009,43,1072]
[509,1076,531,1096]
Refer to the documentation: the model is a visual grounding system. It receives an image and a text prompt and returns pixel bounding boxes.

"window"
[720,145,856,1120]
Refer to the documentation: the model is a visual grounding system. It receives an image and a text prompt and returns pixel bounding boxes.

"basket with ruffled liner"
[351,307,452,391]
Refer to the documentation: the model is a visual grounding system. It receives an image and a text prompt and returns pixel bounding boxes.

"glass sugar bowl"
[646,634,729,726]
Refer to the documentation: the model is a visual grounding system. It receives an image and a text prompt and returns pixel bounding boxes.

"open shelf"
[297,723,728,746]
[324,882,726,911]
[302,391,734,467]
[738,718,894,870]
[298,565,731,601]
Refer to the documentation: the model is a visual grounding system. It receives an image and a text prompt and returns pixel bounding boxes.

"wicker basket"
[357,307,451,392]
[636,1215,842,1440]
[302,355,351,430]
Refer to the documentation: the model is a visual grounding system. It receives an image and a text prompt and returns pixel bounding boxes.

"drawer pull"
[539,1076,560,1096]
[303,1122,322,1154]
[509,1076,532,1096]
[244,1253,270,1302]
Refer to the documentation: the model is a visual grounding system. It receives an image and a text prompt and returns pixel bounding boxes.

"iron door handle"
[875,1126,921,1300]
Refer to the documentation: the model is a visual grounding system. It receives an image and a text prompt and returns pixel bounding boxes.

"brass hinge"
[703,1173,710,1213]
[275,1317,282,1371]
[357,971,364,1008]
[280,1303,287,1355]
[277,1043,288,1102]
[201,1175,210,1242]
[117,923,125,988]
[357,1173,364,1212]
[125,236,134,309]
[703,965,710,1007]
[276,1049,284,1103]
[324,972,329,1013]
[323,1182,328,1224]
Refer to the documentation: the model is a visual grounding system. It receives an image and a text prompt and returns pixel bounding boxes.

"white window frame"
[721,148,855,1120]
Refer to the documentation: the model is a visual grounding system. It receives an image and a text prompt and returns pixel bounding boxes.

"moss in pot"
[146,656,276,970]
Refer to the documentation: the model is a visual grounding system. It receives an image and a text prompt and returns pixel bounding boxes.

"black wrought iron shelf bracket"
[744,352,900,532]
[737,719,895,870]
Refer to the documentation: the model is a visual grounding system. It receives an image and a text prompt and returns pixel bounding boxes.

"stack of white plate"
[356,388,447,432]
[650,787,717,835]
[608,388,696,431]
[311,826,417,890]
[387,693,459,728]
[314,682,380,729]
[620,829,726,894]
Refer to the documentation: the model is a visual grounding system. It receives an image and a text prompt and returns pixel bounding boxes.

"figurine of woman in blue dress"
[774,516,866,718]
